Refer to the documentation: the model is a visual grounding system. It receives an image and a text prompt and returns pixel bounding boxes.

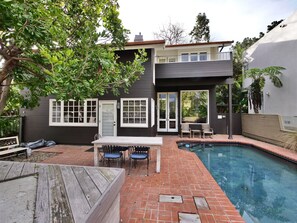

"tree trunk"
[0,76,12,115]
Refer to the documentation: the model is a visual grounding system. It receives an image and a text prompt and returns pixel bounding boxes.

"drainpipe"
[226,78,234,139]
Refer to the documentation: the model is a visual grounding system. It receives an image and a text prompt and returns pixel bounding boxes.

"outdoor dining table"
[92,136,163,173]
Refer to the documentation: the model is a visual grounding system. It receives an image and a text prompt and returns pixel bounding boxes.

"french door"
[157,92,178,132]
[99,100,117,136]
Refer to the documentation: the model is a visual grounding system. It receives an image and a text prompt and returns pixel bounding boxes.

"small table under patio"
[92,136,163,173]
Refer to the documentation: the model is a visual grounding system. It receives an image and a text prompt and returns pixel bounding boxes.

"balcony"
[155,52,233,79]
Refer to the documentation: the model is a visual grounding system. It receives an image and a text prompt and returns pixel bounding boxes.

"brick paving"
[36,135,297,223]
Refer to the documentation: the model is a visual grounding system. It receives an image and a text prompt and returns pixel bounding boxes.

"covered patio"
[26,135,297,223]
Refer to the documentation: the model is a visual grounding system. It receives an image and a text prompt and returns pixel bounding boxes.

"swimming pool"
[178,143,297,223]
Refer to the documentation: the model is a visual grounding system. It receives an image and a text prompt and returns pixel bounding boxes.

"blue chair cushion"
[104,153,122,159]
[131,153,148,159]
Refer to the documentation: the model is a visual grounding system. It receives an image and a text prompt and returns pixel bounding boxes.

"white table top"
[92,136,163,146]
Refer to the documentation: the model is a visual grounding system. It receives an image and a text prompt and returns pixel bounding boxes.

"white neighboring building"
[244,11,297,129]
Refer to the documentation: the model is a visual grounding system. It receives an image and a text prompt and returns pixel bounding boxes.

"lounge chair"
[201,124,214,138]
[181,123,191,138]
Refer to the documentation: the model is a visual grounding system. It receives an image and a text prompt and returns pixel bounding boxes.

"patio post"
[227,78,234,139]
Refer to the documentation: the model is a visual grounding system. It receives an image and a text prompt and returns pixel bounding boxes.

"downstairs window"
[49,99,98,127]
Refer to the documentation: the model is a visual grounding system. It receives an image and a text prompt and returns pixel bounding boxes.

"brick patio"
[36,135,297,223]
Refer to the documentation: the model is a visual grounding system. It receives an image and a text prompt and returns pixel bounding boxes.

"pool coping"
[177,138,297,164]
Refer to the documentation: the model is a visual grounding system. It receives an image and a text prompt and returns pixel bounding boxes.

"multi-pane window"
[181,53,189,62]
[180,52,208,62]
[199,52,208,61]
[121,98,148,127]
[158,57,167,63]
[49,99,98,126]
[190,53,198,61]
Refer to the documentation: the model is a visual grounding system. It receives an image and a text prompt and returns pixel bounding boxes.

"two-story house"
[22,36,234,144]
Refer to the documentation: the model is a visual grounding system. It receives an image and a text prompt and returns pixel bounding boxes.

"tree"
[189,12,210,42]
[245,66,285,113]
[153,21,186,45]
[267,20,283,33]
[0,0,147,115]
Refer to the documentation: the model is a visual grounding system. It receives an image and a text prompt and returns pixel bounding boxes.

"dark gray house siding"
[23,49,156,145]
[22,96,98,145]
[156,59,233,79]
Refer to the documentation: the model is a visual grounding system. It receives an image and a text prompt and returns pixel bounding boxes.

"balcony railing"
[155,52,231,64]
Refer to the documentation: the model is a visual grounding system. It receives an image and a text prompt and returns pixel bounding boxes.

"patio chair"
[180,123,191,138]
[102,145,123,167]
[128,146,150,176]
[201,124,214,138]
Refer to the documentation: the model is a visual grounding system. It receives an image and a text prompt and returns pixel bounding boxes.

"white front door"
[99,100,117,137]
[157,92,178,132]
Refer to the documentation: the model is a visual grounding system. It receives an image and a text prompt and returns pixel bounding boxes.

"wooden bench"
[0,136,31,159]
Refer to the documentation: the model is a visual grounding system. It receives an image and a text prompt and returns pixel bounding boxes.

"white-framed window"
[121,98,148,128]
[180,90,209,124]
[199,52,208,61]
[190,53,198,61]
[181,53,189,62]
[180,52,208,62]
[158,57,167,63]
[168,57,177,63]
[49,99,98,127]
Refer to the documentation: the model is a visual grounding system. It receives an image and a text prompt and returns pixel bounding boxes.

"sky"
[117,0,297,43]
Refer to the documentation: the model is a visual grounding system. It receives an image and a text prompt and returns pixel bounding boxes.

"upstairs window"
[181,53,189,62]
[190,53,198,61]
[158,57,167,63]
[49,99,98,126]
[199,52,208,61]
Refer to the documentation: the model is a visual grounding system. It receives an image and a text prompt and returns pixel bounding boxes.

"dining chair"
[102,145,123,167]
[128,146,150,176]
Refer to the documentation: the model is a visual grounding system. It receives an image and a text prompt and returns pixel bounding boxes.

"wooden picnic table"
[92,136,163,173]
[0,161,125,223]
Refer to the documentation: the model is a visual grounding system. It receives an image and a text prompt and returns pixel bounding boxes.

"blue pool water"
[178,143,297,223]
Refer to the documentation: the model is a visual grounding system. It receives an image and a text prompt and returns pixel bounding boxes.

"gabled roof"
[246,10,297,56]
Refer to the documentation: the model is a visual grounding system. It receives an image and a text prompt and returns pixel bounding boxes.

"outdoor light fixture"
[117,101,120,109]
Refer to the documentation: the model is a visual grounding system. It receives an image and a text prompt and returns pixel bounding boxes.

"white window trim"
[120,98,148,128]
[180,90,209,124]
[49,98,98,127]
